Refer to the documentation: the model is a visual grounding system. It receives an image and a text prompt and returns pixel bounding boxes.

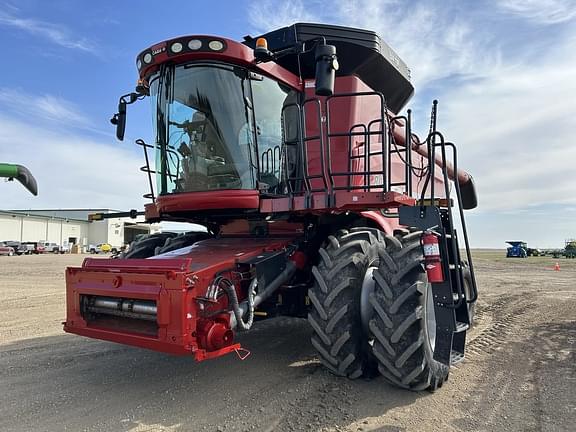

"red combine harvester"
[64,23,478,391]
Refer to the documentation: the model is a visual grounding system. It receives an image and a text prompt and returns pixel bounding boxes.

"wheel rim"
[360,266,377,333]
[425,283,437,352]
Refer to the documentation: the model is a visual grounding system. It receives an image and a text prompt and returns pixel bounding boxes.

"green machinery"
[0,163,38,196]
[565,239,576,258]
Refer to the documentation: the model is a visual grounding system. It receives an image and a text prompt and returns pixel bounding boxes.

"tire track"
[461,293,537,360]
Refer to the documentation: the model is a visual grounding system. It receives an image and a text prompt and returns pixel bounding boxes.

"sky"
[0,0,575,248]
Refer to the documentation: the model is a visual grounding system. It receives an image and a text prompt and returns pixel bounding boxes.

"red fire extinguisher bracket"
[421,230,445,283]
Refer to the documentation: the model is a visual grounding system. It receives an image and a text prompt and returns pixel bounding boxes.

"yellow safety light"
[256,37,268,50]
[254,37,272,62]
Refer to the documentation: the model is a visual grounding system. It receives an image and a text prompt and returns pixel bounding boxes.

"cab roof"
[243,23,414,112]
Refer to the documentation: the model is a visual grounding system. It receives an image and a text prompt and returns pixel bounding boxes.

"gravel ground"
[0,252,574,432]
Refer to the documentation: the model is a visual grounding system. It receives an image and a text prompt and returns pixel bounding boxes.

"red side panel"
[64,237,297,359]
[304,76,385,191]
[155,189,260,213]
[65,258,194,355]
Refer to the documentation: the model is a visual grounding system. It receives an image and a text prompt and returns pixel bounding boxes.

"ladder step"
[450,351,465,365]
[455,321,469,333]
[453,293,465,302]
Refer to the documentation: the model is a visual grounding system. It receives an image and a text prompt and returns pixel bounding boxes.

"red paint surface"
[156,189,260,214]
[138,36,302,91]
[64,237,297,359]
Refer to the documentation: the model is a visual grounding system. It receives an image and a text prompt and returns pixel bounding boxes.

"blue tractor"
[506,241,528,258]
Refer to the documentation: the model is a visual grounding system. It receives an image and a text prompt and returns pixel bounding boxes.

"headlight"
[170,42,183,53]
[188,39,202,50]
[208,40,224,51]
[143,53,153,64]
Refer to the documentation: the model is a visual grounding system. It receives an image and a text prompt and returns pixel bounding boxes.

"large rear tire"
[309,227,383,379]
[156,231,210,255]
[369,229,449,391]
[120,232,178,259]
[120,231,210,259]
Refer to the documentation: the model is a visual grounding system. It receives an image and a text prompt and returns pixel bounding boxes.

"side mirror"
[110,93,139,142]
[315,43,338,97]
[111,100,127,141]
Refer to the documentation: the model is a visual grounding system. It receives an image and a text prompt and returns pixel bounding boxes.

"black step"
[455,321,469,333]
[450,351,465,365]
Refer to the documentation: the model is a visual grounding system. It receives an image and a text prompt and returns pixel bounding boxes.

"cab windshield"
[150,63,293,195]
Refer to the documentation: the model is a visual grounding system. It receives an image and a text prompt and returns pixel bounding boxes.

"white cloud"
[0,113,147,210]
[0,88,89,126]
[0,9,97,53]
[439,31,576,210]
[247,0,318,33]
[495,0,576,24]
[248,0,501,90]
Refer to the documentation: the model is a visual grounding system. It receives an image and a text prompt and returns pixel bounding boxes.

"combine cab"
[64,23,479,391]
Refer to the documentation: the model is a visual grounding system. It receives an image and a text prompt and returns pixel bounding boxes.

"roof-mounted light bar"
[136,37,228,72]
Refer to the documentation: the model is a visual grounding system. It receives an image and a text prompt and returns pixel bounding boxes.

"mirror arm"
[110,92,141,141]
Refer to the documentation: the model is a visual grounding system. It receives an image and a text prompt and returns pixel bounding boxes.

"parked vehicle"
[506,241,527,258]
[19,242,36,254]
[41,242,61,253]
[88,243,115,254]
[2,241,28,255]
[0,242,15,256]
[21,241,45,254]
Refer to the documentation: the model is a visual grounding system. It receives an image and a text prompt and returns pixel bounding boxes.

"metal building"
[0,209,157,250]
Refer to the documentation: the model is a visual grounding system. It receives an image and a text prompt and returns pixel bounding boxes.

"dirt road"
[0,252,574,431]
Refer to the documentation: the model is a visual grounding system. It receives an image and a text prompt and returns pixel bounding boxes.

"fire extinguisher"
[421,230,444,283]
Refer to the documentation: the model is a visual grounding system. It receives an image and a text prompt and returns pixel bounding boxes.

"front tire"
[369,229,449,391]
[309,227,384,379]
[120,231,210,259]
[120,232,178,259]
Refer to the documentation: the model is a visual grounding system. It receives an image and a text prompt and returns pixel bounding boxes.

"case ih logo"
[152,47,166,55]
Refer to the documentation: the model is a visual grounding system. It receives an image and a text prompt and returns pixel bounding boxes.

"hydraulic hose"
[390,118,477,209]
[229,261,297,330]
[218,277,256,331]
[389,118,469,183]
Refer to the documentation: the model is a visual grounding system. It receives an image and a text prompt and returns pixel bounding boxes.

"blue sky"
[1,0,575,247]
